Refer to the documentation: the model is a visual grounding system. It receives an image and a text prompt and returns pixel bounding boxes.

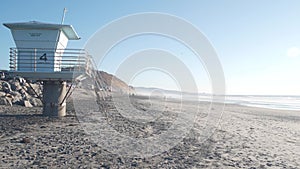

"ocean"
[184,94,300,111]
[223,95,300,111]
[134,88,300,111]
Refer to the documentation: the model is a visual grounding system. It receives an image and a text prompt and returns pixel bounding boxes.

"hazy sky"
[0,0,300,95]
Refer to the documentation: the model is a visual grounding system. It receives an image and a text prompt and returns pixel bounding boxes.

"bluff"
[94,71,135,94]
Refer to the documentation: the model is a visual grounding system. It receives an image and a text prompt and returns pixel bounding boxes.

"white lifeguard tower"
[4,21,93,116]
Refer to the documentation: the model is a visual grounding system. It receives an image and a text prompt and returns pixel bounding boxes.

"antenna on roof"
[61,8,67,24]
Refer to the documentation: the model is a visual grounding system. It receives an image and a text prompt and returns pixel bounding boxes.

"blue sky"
[1,0,300,95]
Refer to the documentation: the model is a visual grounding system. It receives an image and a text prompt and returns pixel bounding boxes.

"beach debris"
[20,137,31,144]
[67,123,78,127]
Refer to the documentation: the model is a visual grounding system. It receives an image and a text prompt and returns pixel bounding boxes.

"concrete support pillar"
[43,81,67,117]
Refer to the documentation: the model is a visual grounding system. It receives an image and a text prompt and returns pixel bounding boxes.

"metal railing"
[9,48,93,76]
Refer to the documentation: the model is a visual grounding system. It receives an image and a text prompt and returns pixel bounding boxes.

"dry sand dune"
[0,92,299,168]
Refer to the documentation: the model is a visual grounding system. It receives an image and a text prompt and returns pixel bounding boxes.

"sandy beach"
[0,92,299,169]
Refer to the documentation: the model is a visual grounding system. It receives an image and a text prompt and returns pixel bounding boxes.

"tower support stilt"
[43,81,67,116]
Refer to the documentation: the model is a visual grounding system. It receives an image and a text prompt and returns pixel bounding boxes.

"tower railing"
[9,47,94,81]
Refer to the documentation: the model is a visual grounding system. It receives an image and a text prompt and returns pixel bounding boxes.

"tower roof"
[3,21,80,40]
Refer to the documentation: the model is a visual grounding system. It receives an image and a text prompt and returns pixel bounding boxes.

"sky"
[0,0,300,95]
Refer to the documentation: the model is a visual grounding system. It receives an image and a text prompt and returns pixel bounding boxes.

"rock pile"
[0,71,43,107]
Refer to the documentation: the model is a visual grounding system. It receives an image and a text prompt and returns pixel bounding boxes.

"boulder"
[11,92,23,105]
[0,91,6,97]
[0,97,12,106]
[0,72,5,80]
[22,86,28,92]
[33,83,42,93]
[16,76,26,86]
[19,89,28,100]
[10,81,22,91]
[29,97,43,107]
[1,81,11,93]
[26,84,42,97]
[23,100,33,107]
[9,91,20,97]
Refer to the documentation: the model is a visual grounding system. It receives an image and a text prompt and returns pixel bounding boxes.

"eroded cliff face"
[96,71,135,95]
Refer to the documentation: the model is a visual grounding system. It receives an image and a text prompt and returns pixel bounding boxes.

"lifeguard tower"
[4,21,93,116]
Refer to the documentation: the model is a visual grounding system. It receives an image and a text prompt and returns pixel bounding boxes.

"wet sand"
[0,93,299,168]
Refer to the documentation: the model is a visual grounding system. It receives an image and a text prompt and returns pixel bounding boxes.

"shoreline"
[133,93,300,111]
